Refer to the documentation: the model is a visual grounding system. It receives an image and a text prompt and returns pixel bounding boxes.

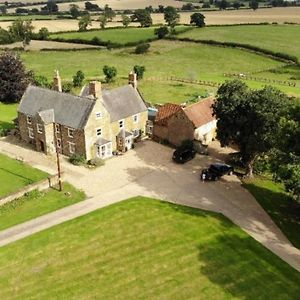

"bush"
[69,154,86,166]
[72,70,85,87]
[62,82,73,93]
[135,43,150,54]
[179,139,194,151]
[88,157,105,167]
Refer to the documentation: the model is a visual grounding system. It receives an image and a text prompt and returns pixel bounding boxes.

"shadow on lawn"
[197,233,300,299]
[0,166,34,184]
[0,121,14,131]
[243,181,300,249]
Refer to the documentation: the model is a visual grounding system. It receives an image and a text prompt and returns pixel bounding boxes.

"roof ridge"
[183,96,214,111]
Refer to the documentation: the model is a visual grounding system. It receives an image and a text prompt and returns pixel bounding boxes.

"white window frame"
[55,124,60,134]
[95,112,102,119]
[119,119,124,129]
[37,123,43,134]
[28,127,34,139]
[68,128,74,138]
[56,138,61,149]
[96,128,102,137]
[27,116,32,124]
[97,142,112,159]
[133,114,139,123]
[68,142,75,154]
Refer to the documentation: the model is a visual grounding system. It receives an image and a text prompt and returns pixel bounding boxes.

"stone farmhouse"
[18,71,148,160]
[153,96,217,147]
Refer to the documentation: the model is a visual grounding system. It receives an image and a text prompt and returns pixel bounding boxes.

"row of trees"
[213,80,299,198]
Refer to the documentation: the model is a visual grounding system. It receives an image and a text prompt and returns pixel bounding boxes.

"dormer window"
[27,116,32,124]
[37,123,43,134]
[96,112,102,119]
[68,128,74,138]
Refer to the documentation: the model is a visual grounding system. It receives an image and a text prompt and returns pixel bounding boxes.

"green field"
[0,102,17,132]
[178,24,300,61]
[0,198,299,299]
[0,183,85,231]
[50,27,188,45]
[21,40,298,102]
[243,177,300,249]
[0,153,47,198]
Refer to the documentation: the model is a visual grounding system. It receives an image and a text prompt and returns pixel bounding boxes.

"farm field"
[178,24,300,61]
[0,198,299,299]
[0,183,85,231]
[243,178,300,250]
[20,41,286,92]
[0,153,48,198]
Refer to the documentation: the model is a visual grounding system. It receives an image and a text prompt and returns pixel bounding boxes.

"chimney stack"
[89,81,102,99]
[128,71,137,89]
[53,70,62,92]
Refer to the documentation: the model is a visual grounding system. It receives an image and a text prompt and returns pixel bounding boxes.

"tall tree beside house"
[73,70,85,87]
[190,13,206,27]
[0,51,33,103]
[103,65,117,82]
[164,6,180,31]
[212,80,288,177]
[8,19,34,48]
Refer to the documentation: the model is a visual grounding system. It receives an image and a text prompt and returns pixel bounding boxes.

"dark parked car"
[172,148,196,164]
[201,163,234,181]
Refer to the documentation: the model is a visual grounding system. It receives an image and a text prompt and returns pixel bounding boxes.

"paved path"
[1,137,300,273]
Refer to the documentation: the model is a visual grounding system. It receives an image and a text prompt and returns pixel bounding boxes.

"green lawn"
[50,27,188,45]
[0,102,17,132]
[0,182,85,231]
[0,198,299,299]
[178,24,300,61]
[0,153,48,198]
[243,177,300,249]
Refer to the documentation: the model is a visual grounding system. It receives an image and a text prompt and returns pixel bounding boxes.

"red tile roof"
[183,97,215,128]
[155,103,182,126]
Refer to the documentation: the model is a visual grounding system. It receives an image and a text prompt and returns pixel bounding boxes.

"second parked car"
[172,148,196,164]
[201,163,234,181]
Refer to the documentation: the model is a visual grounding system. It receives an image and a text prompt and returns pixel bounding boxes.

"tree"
[121,14,131,27]
[233,1,241,9]
[133,65,146,79]
[271,102,300,198]
[158,5,164,13]
[135,43,150,54]
[103,65,117,82]
[0,28,14,44]
[103,4,115,21]
[0,51,33,103]
[84,1,101,11]
[190,13,205,27]
[182,3,194,10]
[69,4,80,19]
[131,9,152,27]
[34,75,51,88]
[212,80,288,177]
[0,6,7,14]
[73,70,85,87]
[98,14,108,29]
[202,2,211,8]
[164,6,180,28]
[249,0,259,10]
[217,0,229,9]
[9,19,34,48]
[41,0,58,13]
[38,27,49,40]
[78,14,92,31]
[154,26,169,38]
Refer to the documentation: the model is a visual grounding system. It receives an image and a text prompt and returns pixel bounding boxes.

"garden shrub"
[135,43,150,54]
[88,158,105,167]
[69,154,86,166]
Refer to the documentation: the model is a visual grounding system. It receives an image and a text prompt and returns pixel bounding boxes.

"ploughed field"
[0,198,299,299]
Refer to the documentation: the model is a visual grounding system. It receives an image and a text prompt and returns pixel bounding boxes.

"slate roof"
[18,85,95,129]
[154,103,182,126]
[183,97,215,128]
[102,85,147,122]
[81,84,147,123]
